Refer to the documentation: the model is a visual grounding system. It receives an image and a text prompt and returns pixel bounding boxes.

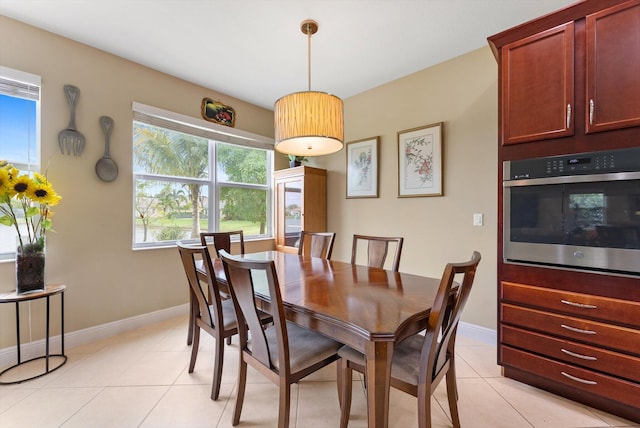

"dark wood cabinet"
[585,0,640,133]
[273,166,326,254]
[489,0,640,422]
[501,23,575,144]
[498,0,640,146]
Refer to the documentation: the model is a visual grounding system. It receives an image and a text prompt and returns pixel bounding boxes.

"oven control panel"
[506,147,640,180]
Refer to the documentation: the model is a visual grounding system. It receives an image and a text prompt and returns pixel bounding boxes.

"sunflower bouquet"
[0,161,62,254]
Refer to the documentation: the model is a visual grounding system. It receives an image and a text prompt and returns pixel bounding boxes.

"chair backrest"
[177,243,225,330]
[420,251,481,383]
[219,250,290,373]
[351,234,404,271]
[200,231,245,257]
[298,231,336,259]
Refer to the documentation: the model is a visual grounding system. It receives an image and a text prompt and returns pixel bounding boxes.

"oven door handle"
[504,171,640,187]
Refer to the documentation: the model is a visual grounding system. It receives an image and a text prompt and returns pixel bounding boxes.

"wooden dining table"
[206,250,444,428]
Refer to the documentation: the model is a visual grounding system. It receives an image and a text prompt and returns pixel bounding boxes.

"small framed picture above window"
[346,136,379,199]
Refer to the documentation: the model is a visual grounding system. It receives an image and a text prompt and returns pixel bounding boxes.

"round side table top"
[0,284,66,303]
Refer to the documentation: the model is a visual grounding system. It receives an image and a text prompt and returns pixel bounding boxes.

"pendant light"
[274,19,344,156]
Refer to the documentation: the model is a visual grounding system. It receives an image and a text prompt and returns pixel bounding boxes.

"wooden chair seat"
[178,243,272,401]
[337,251,481,428]
[219,249,342,428]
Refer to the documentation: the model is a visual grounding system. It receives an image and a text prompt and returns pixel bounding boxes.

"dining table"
[204,250,444,428]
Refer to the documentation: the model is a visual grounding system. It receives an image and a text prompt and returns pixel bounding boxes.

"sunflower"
[11,174,33,195]
[0,167,11,197]
[1,163,62,253]
[29,181,62,206]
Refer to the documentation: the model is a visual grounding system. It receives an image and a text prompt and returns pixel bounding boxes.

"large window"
[0,67,41,260]
[132,103,273,248]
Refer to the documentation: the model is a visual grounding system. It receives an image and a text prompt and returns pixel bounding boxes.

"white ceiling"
[1,0,576,110]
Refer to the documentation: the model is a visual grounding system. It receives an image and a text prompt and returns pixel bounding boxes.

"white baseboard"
[1,305,496,369]
[0,304,188,369]
[458,321,497,345]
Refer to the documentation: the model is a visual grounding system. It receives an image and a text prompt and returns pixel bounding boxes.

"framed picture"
[346,136,379,198]
[201,98,235,127]
[397,122,443,197]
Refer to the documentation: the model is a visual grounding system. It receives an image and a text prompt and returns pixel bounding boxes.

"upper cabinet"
[585,0,640,133]
[501,23,575,144]
[494,0,640,146]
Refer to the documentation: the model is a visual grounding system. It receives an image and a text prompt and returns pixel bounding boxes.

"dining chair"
[337,251,481,428]
[298,231,336,259]
[184,231,245,346]
[200,230,245,257]
[177,243,271,400]
[351,234,404,271]
[219,250,343,428]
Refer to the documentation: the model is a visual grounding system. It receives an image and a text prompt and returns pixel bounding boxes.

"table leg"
[15,302,21,364]
[364,340,393,428]
[45,295,50,372]
[61,292,65,354]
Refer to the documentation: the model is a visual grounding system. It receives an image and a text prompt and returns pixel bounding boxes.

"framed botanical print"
[397,122,443,197]
[346,136,379,198]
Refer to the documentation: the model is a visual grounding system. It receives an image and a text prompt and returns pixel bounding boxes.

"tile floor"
[0,316,638,428]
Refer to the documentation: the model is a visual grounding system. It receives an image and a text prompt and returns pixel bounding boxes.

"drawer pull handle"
[560,300,597,309]
[560,348,597,361]
[561,371,597,385]
[560,324,596,335]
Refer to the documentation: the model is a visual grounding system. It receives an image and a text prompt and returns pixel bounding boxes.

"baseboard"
[1,305,496,369]
[0,304,188,369]
[458,321,497,345]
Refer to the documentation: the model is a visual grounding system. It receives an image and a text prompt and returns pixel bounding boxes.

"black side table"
[0,284,67,384]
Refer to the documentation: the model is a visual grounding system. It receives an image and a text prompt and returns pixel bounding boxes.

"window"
[132,103,273,248]
[0,66,41,260]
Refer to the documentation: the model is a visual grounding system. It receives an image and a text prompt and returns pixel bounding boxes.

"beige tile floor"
[0,316,638,428]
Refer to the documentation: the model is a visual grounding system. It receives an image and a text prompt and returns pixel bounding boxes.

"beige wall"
[313,47,499,330]
[0,15,499,351]
[0,17,275,348]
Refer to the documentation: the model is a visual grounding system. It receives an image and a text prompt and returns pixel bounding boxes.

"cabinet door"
[501,23,574,145]
[275,177,303,252]
[586,0,640,133]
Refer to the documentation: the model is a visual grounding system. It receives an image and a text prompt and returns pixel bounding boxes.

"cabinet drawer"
[501,282,640,327]
[501,304,640,355]
[501,345,640,409]
[501,325,640,383]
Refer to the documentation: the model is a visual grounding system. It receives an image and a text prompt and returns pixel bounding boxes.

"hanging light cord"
[307,22,312,91]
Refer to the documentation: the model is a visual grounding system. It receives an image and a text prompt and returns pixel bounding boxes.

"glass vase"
[16,235,46,294]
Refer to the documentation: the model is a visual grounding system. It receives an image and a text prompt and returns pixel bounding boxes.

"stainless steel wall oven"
[503,147,640,275]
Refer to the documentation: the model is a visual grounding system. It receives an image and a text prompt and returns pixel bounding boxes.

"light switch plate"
[473,213,483,226]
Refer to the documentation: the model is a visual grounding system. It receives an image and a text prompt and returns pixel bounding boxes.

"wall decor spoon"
[95,116,118,182]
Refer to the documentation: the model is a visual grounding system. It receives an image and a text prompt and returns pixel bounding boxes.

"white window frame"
[132,102,274,249]
[0,66,41,261]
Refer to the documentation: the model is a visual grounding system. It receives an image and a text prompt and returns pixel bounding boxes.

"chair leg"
[233,357,247,426]
[446,369,461,428]
[188,325,200,373]
[278,381,291,428]
[338,359,353,428]
[211,334,225,400]
[417,385,432,428]
[187,295,195,345]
